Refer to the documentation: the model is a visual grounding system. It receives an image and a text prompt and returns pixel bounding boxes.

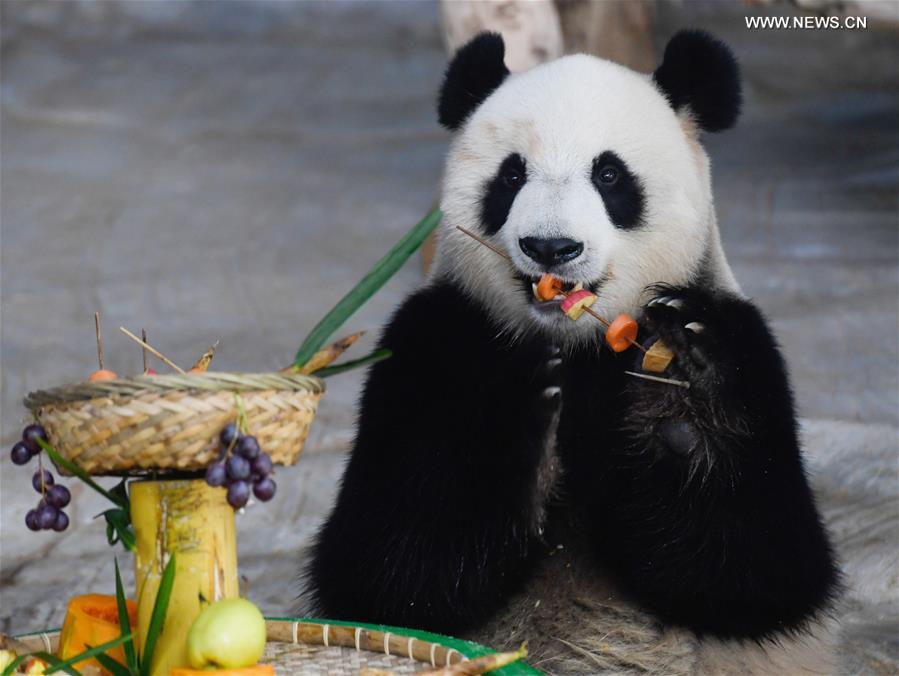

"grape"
[205,462,227,488]
[227,481,250,509]
[251,453,273,478]
[226,455,251,481]
[236,436,260,460]
[25,509,40,531]
[253,478,276,502]
[46,484,71,508]
[219,423,239,448]
[32,469,55,493]
[52,510,70,532]
[22,424,48,455]
[36,504,58,530]
[11,442,31,465]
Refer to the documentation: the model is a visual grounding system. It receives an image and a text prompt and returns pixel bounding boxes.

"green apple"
[186,598,266,669]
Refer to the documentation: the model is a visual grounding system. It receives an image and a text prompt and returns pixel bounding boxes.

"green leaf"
[92,651,132,676]
[41,630,131,673]
[1,654,28,676]
[293,207,441,368]
[37,438,127,508]
[101,508,135,552]
[30,651,81,676]
[313,348,392,377]
[114,558,138,672]
[140,554,177,676]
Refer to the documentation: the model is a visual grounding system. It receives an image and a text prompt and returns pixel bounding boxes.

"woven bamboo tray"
[14,619,540,675]
[23,373,324,476]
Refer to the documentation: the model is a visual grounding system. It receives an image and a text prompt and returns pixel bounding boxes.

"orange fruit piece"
[605,314,639,352]
[59,594,136,672]
[171,666,275,676]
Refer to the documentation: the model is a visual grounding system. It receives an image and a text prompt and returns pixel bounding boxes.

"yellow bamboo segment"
[132,479,238,675]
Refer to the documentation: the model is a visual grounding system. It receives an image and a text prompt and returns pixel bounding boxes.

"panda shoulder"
[378,278,495,358]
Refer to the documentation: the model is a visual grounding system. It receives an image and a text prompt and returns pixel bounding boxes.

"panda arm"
[305,279,559,634]
[568,286,840,639]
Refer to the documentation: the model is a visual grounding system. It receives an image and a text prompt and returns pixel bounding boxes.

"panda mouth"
[518,275,603,313]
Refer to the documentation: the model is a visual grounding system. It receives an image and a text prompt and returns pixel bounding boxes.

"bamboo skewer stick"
[118,327,186,374]
[141,328,149,372]
[94,312,106,370]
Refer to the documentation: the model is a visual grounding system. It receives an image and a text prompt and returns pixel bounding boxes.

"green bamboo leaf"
[100,509,136,552]
[31,651,81,676]
[140,554,177,676]
[293,207,441,367]
[92,651,131,676]
[313,348,392,377]
[42,631,131,674]
[114,559,138,672]
[37,439,126,508]
[1,654,28,676]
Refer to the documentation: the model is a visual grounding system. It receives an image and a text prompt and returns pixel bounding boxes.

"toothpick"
[94,312,105,370]
[623,371,691,389]
[141,328,149,372]
[455,225,647,353]
[118,327,186,374]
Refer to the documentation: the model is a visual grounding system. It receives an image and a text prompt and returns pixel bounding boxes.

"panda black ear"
[438,32,510,131]
[653,30,742,133]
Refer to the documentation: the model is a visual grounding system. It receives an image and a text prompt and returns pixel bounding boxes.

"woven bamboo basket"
[12,619,540,675]
[23,373,324,475]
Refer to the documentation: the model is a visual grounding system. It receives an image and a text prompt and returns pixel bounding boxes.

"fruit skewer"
[455,225,689,388]
[455,226,646,351]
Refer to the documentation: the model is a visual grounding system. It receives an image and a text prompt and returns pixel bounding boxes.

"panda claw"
[542,386,562,402]
[684,321,705,334]
[663,298,684,309]
[649,296,670,307]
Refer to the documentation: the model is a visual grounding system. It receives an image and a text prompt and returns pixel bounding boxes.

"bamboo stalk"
[132,480,238,675]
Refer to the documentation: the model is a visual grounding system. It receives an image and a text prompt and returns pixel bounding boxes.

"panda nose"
[518,237,584,266]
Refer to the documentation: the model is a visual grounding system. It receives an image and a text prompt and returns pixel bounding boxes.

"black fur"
[591,151,645,229]
[306,279,839,641]
[306,281,559,634]
[438,32,510,131]
[481,153,527,235]
[560,285,840,639]
[653,30,742,132]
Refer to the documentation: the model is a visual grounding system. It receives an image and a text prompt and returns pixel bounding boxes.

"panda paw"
[639,287,733,395]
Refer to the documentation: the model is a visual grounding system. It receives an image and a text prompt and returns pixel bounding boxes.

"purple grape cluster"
[11,424,72,532]
[205,423,276,509]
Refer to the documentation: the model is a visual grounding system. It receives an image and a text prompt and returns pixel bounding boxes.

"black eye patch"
[481,153,527,235]
[591,151,645,230]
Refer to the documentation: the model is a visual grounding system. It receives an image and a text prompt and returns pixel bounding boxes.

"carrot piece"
[88,369,118,381]
[535,274,563,301]
[170,665,274,676]
[605,314,639,352]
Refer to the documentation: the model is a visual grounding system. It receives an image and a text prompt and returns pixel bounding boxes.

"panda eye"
[597,165,619,185]
[502,168,524,189]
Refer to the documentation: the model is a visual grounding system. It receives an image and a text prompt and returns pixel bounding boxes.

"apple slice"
[560,289,597,320]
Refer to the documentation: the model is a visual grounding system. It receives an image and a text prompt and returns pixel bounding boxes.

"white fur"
[433,53,740,346]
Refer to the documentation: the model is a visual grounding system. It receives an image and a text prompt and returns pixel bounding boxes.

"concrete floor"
[1,0,897,671]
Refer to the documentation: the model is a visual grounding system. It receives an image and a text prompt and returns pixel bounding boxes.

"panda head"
[434,30,742,345]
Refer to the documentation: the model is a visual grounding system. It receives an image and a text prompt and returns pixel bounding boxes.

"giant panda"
[305,30,840,673]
